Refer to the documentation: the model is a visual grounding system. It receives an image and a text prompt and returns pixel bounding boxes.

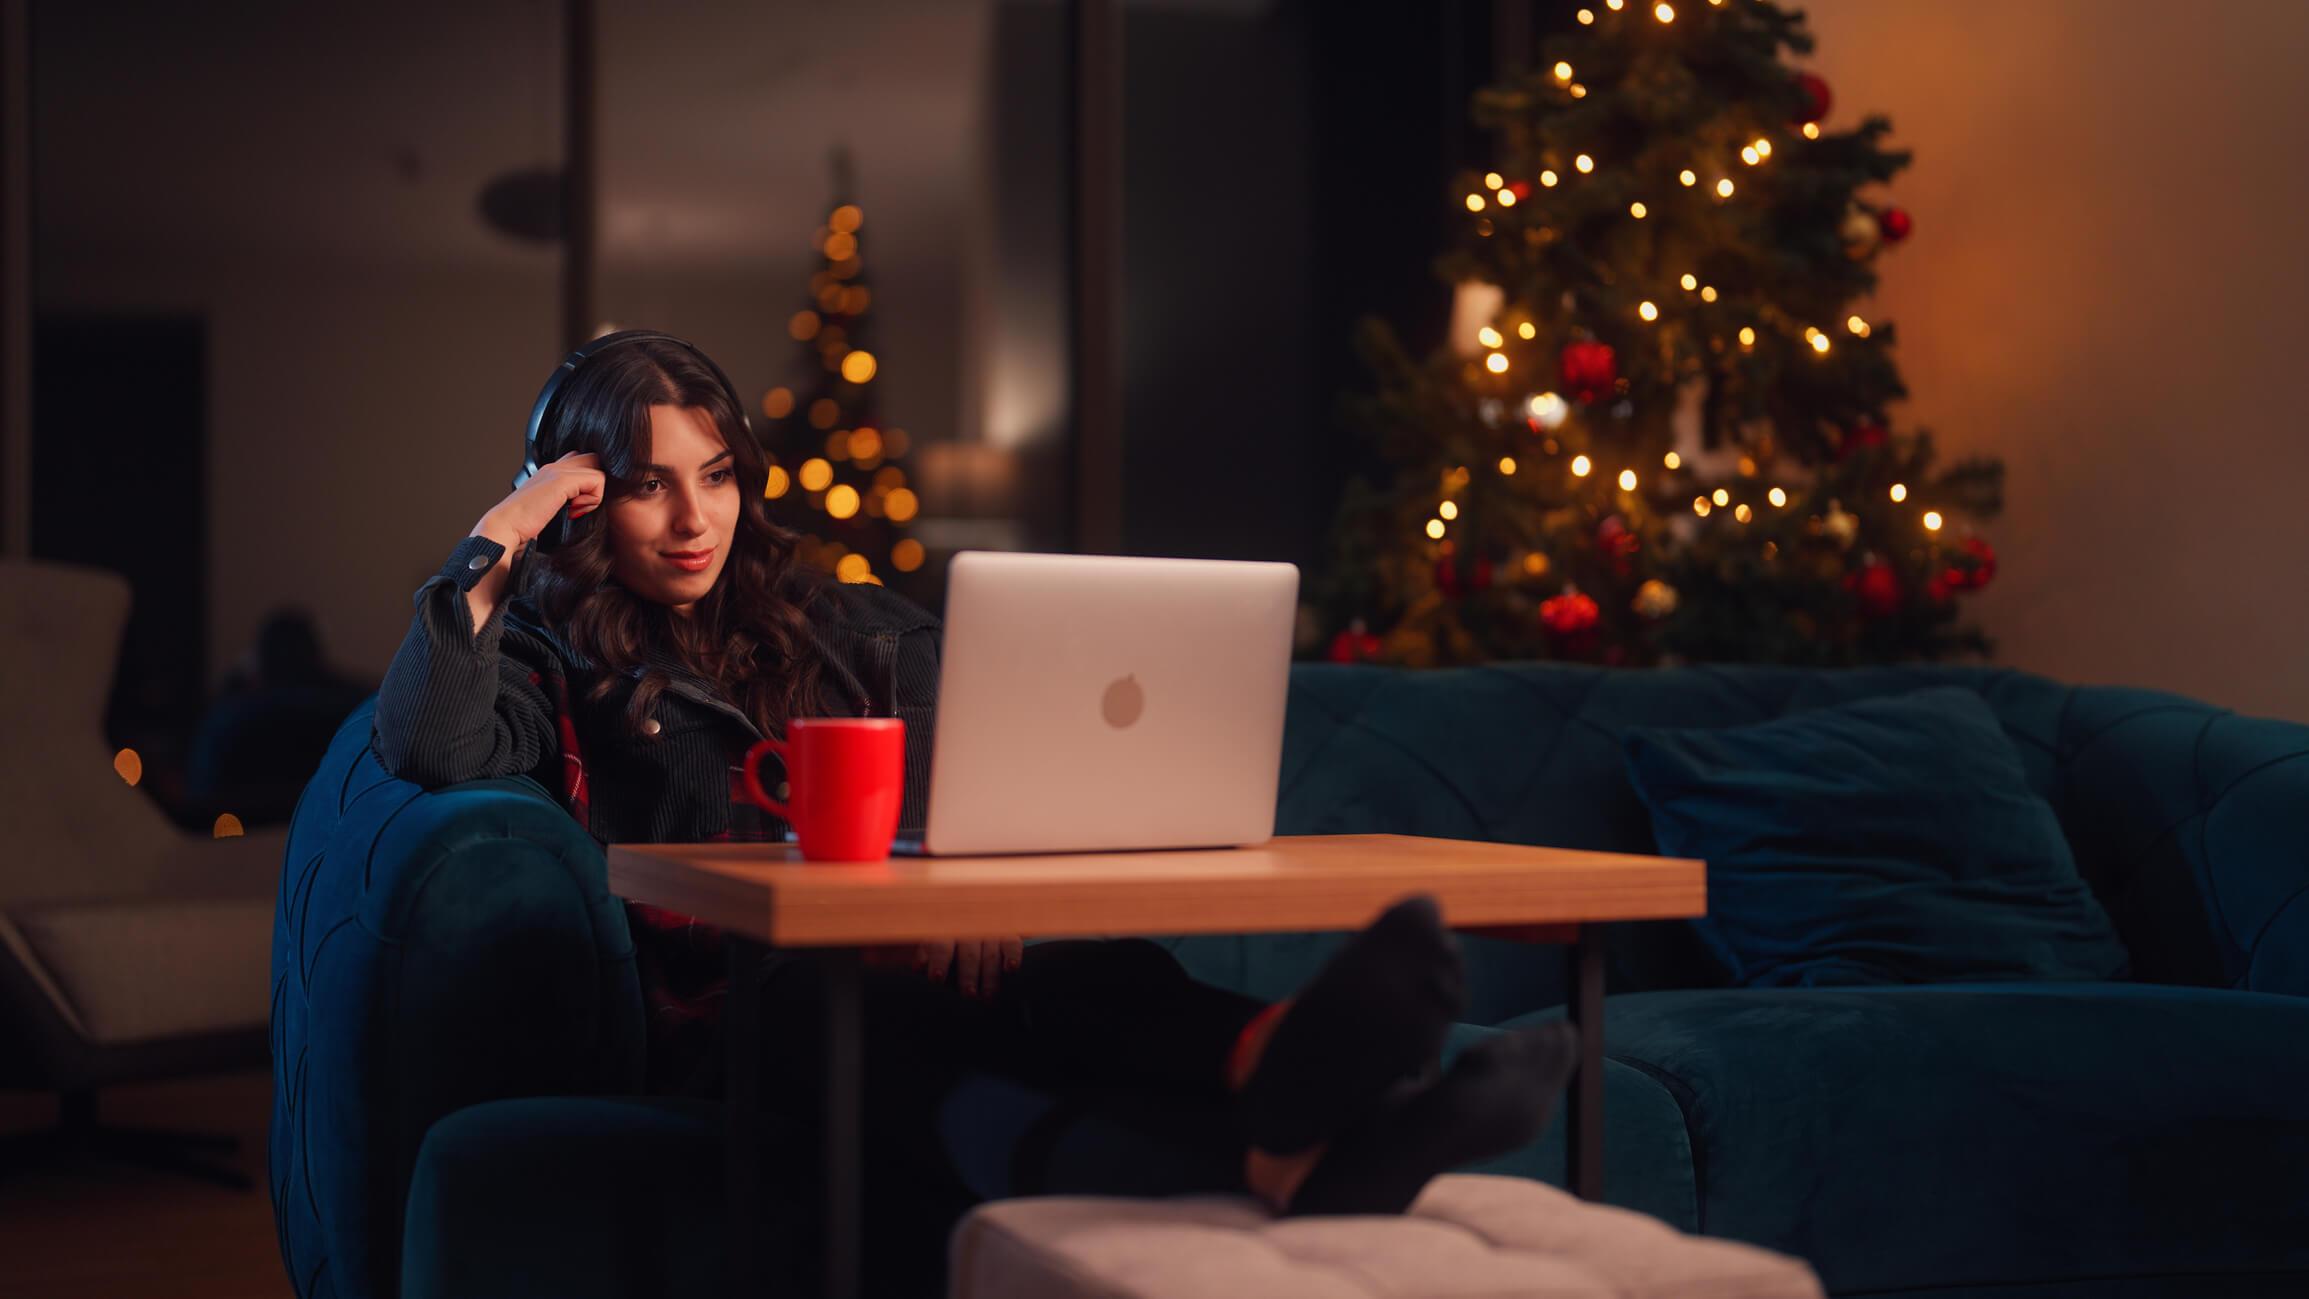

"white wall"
[1802,0,2309,722]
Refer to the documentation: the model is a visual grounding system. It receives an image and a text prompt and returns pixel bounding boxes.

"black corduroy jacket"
[371,533,942,844]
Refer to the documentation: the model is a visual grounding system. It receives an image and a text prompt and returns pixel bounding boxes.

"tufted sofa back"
[1273,662,2309,1001]
[269,702,643,1299]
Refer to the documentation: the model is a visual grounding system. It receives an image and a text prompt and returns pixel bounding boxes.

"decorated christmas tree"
[1315,0,2000,669]
[757,154,924,591]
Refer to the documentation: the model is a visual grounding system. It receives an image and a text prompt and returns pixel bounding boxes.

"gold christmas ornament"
[1823,500,1859,547]
[1633,579,1680,619]
[1839,203,1882,259]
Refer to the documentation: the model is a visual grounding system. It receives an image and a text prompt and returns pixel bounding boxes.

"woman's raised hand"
[477,450,607,548]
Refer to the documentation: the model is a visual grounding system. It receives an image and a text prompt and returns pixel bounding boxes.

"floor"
[0,1071,292,1299]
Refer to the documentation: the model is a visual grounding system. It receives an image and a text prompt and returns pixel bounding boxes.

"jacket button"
[641,718,662,736]
[467,554,492,571]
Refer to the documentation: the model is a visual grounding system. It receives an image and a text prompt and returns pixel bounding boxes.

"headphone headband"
[518,328,751,485]
[516,328,752,553]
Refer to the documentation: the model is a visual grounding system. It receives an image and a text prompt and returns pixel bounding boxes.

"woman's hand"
[900,937,1025,998]
[475,450,607,549]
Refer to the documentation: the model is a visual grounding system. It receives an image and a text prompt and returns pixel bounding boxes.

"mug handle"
[739,735,790,819]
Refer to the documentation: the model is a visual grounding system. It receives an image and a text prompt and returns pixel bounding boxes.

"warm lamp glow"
[1499,456,1519,475]
[836,553,873,583]
[764,464,792,498]
[1803,122,1822,139]
[1734,503,1753,523]
[1924,511,1945,531]
[1738,326,1757,346]
[1554,61,1574,81]
[892,538,926,572]
[1655,2,1674,20]
[1768,486,1788,507]
[114,749,142,786]
[1630,201,1648,219]
[1638,301,1659,322]
[1485,171,1504,188]
[840,351,879,383]
[1664,451,1682,469]
[1700,286,1719,302]
[1575,154,1595,174]
[1466,193,1487,212]
[1713,488,1730,506]
[1517,322,1537,339]
[799,458,834,492]
[1679,169,1697,187]
[885,488,920,523]
[1478,326,1504,348]
[1571,455,1593,477]
[1497,189,1517,207]
[1485,353,1511,374]
[1617,468,1639,491]
[1426,518,1447,540]
[214,814,245,838]
[1716,178,1735,198]
[1541,170,1560,187]
[1680,273,1698,291]
[1439,501,1460,521]
[1742,146,1760,165]
[1889,482,1908,502]
[1694,497,1712,517]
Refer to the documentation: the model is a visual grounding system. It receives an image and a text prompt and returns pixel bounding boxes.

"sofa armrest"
[2055,686,2309,997]
[271,745,645,1299]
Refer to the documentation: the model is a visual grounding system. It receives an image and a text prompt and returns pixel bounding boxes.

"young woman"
[373,333,1576,1293]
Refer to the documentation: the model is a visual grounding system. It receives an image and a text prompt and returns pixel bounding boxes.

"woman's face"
[604,404,742,616]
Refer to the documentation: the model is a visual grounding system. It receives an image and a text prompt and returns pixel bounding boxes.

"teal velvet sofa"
[269,664,2309,1299]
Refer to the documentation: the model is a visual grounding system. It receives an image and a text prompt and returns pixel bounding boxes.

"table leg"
[726,937,767,1298]
[1565,924,1605,1201]
[822,948,863,1299]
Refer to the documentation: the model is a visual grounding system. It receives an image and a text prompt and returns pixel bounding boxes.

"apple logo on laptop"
[1101,674,1145,729]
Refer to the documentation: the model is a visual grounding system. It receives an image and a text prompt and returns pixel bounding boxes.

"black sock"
[1237,894,1466,1155]
[1282,1021,1580,1217]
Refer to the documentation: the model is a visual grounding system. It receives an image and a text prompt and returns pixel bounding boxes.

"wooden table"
[608,833,1705,1299]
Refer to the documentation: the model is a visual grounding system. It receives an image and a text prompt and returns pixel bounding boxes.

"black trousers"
[691,938,1268,1298]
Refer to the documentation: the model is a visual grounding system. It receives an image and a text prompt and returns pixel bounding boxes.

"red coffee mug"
[738,717,906,862]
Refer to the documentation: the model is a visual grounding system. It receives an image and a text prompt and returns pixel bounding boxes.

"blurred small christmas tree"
[1315,0,2000,669]
[757,152,925,590]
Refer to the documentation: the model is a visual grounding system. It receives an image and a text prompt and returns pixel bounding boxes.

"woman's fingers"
[1002,936,1024,973]
[921,939,955,982]
[955,940,985,997]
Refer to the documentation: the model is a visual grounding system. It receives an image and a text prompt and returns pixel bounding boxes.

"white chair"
[0,558,285,1186]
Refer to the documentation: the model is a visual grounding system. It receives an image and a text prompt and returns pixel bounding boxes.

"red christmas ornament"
[1846,560,1901,617]
[1595,516,1640,576]
[1558,341,1619,405]
[1540,590,1601,636]
[1435,556,1462,598]
[1507,180,1532,201]
[1793,72,1832,124]
[1327,620,1384,664]
[1944,536,1997,591]
[1878,207,1914,243]
[1471,558,1496,592]
[1837,423,1889,461]
[1925,572,1953,604]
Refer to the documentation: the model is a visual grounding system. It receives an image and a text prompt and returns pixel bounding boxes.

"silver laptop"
[904,550,1300,857]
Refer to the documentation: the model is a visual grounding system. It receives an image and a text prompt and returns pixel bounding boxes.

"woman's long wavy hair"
[514,335,828,740]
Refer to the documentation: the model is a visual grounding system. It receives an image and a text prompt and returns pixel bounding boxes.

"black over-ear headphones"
[516,328,753,554]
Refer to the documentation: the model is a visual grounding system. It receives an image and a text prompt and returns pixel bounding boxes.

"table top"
[606,833,1705,948]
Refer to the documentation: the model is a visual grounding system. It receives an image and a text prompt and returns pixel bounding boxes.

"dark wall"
[1117,0,1500,570]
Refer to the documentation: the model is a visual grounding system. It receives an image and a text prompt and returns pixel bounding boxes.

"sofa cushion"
[1624,687,2129,987]
[2,896,271,1043]
[1500,983,2309,1295]
[949,1174,1822,1299]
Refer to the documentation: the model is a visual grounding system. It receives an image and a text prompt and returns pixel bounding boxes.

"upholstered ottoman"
[949,1174,1821,1299]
